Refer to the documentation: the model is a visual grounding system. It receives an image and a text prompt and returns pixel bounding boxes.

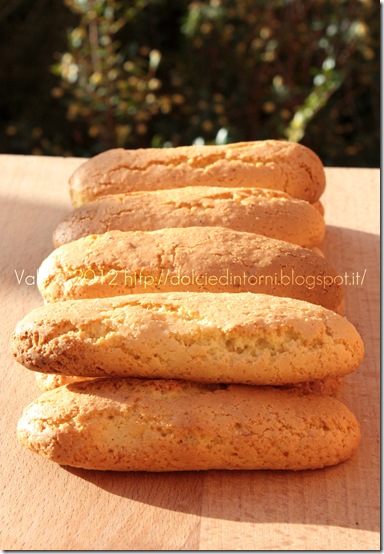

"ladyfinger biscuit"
[69,140,326,207]
[282,377,343,396]
[17,378,361,471]
[12,292,364,385]
[34,372,342,395]
[312,200,325,216]
[34,373,93,391]
[38,227,343,310]
[53,186,325,249]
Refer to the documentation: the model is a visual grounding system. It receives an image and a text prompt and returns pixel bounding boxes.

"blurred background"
[0,0,380,166]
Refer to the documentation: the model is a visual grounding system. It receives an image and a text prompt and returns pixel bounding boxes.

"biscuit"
[282,376,343,396]
[12,292,364,385]
[17,378,361,471]
[312,200,325,216]
[34,371,342,395]
[68,141,326,207]
[53,186,325,249]
[34,373,93,391]
[38,227,343,310]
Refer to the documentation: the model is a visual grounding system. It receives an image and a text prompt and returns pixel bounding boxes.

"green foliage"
[170,0,379,162]
[52,0,163,149]
[0,0,379,166]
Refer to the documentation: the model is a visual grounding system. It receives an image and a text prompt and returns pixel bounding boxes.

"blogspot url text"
[14,268,367,289]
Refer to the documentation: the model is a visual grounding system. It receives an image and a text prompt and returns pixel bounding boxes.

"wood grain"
[0,156,380,550]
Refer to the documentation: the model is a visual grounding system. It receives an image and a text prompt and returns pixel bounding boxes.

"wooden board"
[0,154,380,550]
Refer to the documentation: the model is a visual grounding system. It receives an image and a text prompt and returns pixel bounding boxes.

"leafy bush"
[0,0,379,166]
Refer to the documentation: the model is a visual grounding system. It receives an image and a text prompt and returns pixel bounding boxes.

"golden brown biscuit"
[34,371,342,395]
[284,376,343,396]
[38,227,344,310]
[53,187,325,249]
[69,141,326,207]
[312,200,325,216]
[12,292,364,385]
[17,378,361,471]
[34,373,93,391]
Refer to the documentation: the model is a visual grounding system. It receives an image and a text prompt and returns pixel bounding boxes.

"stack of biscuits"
[12,140,364,472]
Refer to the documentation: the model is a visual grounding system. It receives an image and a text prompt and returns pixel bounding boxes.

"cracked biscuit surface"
[12,292,364,385]
[38,227,343,310]
[35,373,94,391]
[17,378,361,471]
[69,141,326,207]
[34,372,342,395]
[53,186,325,248]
